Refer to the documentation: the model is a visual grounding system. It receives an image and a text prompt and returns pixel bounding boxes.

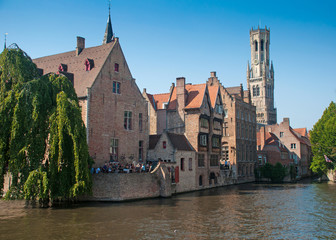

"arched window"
[260,40,264,51]
[256,85,260,96]
[255,40,258,51]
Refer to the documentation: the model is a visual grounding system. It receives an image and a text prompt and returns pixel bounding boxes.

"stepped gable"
[33,41,116,98]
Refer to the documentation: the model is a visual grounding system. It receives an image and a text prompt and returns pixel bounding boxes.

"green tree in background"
[0,45,91,205]
[310,102,336,175]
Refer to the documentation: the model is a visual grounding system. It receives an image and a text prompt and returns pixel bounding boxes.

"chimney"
[210,71,216,77]
[260,126,265,150]
[176,77,186,113]
[76,36,85,56]
[283,118,290,126]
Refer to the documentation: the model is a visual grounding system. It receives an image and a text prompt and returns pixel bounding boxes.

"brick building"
[207,72,257,183]
[257,126,293,167]
[144,77,224,188]
[258,118,311,178]
[33,11,148,167]
[148,132,196,193]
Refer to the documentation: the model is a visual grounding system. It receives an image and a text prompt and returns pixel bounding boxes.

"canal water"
[0,182,335,240]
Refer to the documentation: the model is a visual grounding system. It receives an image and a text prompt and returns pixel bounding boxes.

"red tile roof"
[208,85,219,108]
[153,93,170,110]
[168,84,207,110]
[293,128,307,137]
[33,41,117,97]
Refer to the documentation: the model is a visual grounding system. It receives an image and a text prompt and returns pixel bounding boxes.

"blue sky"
[1,0,335,130]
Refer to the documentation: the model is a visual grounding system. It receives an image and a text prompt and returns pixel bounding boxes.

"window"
[139,141,143,162]
[223,146,229,161]
[163,141,166,149]
[199,134,207,147]
[139,113,143,132]
[114,63,119,72]
[256,85,260,96]
[260,40,264,51]
[110,138,118,161]
[280,132,284,137]
[255,40,258,51]
[253,86,256,96]
[224,109,228,118]
[214,120,221,131]
[215,104,223,114]
[181,158,185,171]
[113,81,120,94]
[189,158,192,171]
[210,154,219,167]
[291,143,296,149]
[198,154,205,167]
[212,136,220,148]
[124,111,132,130]
[200,118,209,129]
[223,122,228,136]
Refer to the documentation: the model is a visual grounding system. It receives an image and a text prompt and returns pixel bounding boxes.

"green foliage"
[258,162,288,183]
[310,102,336,175]
[0,47,91,204]
[24,168,49,203]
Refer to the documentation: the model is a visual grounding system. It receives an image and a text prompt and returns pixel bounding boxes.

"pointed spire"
[4,33,8,50]
[103,1,114,45]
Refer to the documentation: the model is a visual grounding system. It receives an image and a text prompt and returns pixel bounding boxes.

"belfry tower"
[247,26,276,125]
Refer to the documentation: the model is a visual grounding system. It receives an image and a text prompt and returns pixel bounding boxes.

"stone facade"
[207,72,257,183]
[247,27,277,125]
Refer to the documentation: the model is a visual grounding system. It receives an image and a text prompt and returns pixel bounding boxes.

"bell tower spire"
[102,0,114,45]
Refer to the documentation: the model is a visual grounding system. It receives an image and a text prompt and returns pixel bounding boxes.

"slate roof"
[149,132,195,151]
[226,86,241,96]
[33,41,117,98]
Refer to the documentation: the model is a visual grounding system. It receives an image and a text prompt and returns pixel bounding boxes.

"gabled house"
[144,76,224,188]
[259,118,312,178]
[207,72,257,183]
[257,126,293,167]
[148,132,196,193]
[33,12,149,167]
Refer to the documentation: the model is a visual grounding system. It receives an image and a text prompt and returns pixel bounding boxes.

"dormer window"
[114,63,119,72]
[85,59,94,71]
[58,64,67,72]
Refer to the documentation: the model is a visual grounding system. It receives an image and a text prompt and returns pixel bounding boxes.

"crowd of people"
[91,161,156,174]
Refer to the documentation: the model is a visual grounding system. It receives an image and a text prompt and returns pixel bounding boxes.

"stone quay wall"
[82,164,172,201]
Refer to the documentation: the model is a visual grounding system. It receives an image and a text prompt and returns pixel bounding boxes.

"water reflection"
[0,182,335,239]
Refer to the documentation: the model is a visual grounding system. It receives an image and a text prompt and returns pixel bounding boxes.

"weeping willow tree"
[0,45,91,205]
